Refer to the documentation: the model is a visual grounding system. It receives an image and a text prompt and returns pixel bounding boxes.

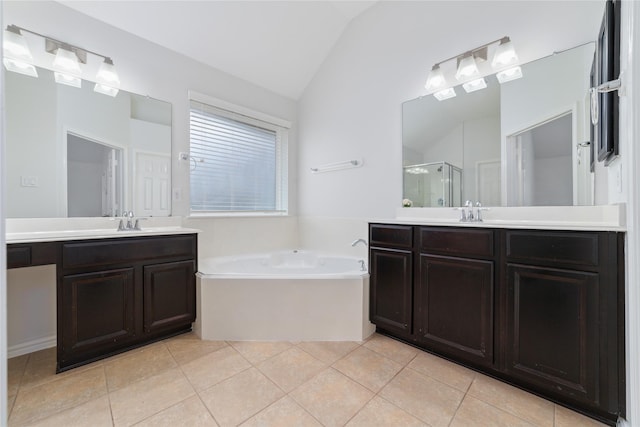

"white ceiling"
[57,1,375,100]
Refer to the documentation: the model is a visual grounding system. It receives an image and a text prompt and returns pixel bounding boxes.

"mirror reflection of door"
[506,113,581,206]
[67,133,123,217]
[134,152,171,217]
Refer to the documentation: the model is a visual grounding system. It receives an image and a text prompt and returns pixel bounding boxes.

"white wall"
[298,1,603,219]
[1,5,8,422]
[5,72,58,217]
[3,0,298,354]
[423,124,464,169]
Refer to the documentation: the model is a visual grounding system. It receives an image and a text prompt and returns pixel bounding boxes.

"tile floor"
[7,333,607,427]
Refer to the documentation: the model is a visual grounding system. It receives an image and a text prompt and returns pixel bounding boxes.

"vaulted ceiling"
[58,1,375,100]
[57,1,603,102]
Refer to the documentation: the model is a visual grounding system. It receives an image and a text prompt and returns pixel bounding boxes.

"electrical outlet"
[173,188,182,201]
[20,176,39,187]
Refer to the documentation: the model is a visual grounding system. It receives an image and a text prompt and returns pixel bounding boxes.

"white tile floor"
[7,333,607,426]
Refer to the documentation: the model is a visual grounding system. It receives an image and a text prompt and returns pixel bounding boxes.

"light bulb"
[492,38,519,68]
[425,65,446,92]
[434,87,456,101]
[455,54,480,81]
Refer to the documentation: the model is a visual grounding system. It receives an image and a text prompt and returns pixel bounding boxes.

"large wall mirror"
[6,67,172,218]
[403,43,595,207]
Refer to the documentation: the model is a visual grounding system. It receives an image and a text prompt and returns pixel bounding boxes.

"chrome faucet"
[475,201,489,222]
[118,211,143,231]
[455,201,488,222]
[465,200,474,221]
[358,259,366,271]
[351,238,368,247]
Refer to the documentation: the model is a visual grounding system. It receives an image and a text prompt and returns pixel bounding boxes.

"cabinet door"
[143,260,196,334]
[369,247,413,336]
[417,254,494,368]
[505,264,599,405]
[60,268,136,365]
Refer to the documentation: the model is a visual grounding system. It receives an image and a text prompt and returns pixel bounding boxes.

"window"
[189,96,289,214]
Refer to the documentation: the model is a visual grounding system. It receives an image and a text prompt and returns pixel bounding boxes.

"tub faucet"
[351,238,368,247]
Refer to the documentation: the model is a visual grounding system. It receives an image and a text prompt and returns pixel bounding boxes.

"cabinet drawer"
[420,227,494,258]
[505,231,599,268]
[63,235,197,269]
[370,224,413,249]
[7,242,58,269]
[7,246,31,268]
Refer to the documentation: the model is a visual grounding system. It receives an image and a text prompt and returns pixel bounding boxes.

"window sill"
[187,211,289,219]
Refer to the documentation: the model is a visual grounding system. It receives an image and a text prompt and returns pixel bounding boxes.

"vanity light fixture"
[424,64,446,92]
[496,65,523,84]
[52,46,82,88]
[94,58,121,96]
[455,53,481,81]
[462,77,487,93]
[424,36,523,101]
[434,87,457,101]
[491,37,519,68]
[2,24,121,96]
[2,25,38,77]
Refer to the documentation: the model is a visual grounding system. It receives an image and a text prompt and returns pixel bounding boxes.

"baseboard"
[7,335,56,359]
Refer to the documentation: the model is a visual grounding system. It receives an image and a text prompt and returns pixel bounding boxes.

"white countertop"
[378,205,626,232]
[6,217,201,244]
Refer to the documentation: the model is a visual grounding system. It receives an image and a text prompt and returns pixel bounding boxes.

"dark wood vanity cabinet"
[416,227,496,369]
[502,230,624,419]
[57,234,197,370]
[143,260,196,334]
[61,268,138,361]
[368,223,625,424]
[7,233,198,372]
[369,224,414,338]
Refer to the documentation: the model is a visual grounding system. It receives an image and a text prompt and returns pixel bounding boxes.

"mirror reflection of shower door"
[67,133,123,217]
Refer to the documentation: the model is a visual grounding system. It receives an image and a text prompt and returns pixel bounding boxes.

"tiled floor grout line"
[165,340,222,426]
[8,335,606,427]
[226,340,327,427]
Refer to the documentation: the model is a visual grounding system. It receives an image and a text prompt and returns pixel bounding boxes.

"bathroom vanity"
[6,223,198,372]
[369,214,625,425]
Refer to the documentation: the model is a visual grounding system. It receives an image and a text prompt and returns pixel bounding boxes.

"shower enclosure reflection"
[403,161,462,207]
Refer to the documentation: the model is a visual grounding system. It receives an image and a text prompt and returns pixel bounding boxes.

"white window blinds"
[189,100,287,213]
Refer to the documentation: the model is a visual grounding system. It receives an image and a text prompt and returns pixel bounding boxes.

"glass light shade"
[424,65,446,92]
[492,39,518,68]
[96,60,120,87]
[462,77,487,93]
[54,71,82,88]
[3,29,33,60]
[3,57,38,77]
[434,87,456,101]
[53,48,81,74]
[496,66,523,83]
[455,55,480,81]
[94,83,119,97]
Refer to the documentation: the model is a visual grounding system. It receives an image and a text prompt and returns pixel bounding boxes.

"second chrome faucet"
[456,201,489,222]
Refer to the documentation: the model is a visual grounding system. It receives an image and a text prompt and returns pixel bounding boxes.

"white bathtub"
[195,251,376,341]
